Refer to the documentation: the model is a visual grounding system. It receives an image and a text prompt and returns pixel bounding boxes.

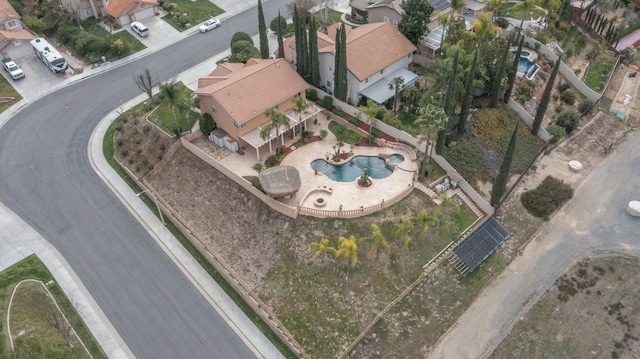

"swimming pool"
[311,154,405,182]
[512,51,539,80]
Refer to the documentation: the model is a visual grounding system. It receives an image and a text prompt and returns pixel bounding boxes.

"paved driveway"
[427,132,640,358]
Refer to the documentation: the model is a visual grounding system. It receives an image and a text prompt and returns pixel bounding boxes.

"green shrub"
[546,124,566,143]
[441,138,487,183]
[560,90,576,105]
[557,82,571,93]
[56,19,81,45]
[265,155,279,167]
[323,95,333,110]
[200,113,215,135]
[110,38,131,57]
[347,117,362,127]
[555,109,580,133]
[495,17,510,29]
[270,15,288,34]
[578,99,596,115]
[231,32,253,46]
[516,80,534,102]
[163,2,178,11]
[521,176,573,220]
[177,14,191,26]
[332,107,344,117]
[555,104,564,113]
[307,89,318,101]
[382,112,402,127]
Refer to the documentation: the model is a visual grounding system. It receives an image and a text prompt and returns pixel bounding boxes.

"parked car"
[199,18,221,33]
[2,58,24,80]
[131,22,149,37]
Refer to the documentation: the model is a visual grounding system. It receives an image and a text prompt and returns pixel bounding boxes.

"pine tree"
[258,0,269,59]
[490,40,510,108]
[491,121,519,207]
[334,23,348,101]
[443,50,459,117]
[532,58,560,134]
[458,48,478,135]
[308,18,320,87]
[276,10,284,58]
[504,35,524,104]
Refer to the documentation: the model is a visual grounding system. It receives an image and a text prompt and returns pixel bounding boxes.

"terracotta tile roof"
[0,29,34,42]
[0,0,19,24]
[106,0,157,17]
[285,22,416,82]
[196,58,308,125]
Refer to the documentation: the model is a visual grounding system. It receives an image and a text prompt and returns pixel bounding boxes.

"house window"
[5,20,18,29]
[211,105,217,113]
[392,20,398,27]
[83,8,94,17]
[407,53,411,58]
[240,123,246,129]
[327,80,332,88]
[233,121,246,129]
[380,69,384,75]
[294,92,300,98]
[383,16,389,22]
[365,77,370,83]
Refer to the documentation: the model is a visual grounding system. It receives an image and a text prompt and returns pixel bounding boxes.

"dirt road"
[427,130,640,358]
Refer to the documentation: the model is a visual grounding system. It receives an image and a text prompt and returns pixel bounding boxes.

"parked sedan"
[199,18,221,33]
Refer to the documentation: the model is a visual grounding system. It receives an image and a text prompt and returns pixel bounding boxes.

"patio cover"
[240,117,302,150]
[359,68,419,104]
[259,166,302,198]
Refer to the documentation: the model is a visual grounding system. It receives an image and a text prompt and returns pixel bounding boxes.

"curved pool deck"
[278,136,418,212]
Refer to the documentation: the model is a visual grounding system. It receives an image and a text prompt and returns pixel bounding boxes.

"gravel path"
[427,130,640,358]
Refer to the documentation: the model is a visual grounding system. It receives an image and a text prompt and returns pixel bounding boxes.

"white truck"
[2,58,25,80]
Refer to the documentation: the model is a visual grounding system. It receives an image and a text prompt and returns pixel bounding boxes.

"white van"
[131,22,149,37]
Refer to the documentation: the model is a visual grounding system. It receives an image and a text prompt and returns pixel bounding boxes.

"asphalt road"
[0,1,291,358]
[427,131,640,358]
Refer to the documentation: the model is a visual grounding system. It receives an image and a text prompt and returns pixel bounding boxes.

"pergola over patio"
[240,101,322,160]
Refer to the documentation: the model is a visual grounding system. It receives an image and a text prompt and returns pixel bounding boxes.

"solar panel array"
[447,217,510,275]
[430,0,451,12]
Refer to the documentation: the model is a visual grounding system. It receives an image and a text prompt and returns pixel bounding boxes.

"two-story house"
[285,22,418,107]
[196,58,319,160]
[0,0,35,58]
[60,0,157,25]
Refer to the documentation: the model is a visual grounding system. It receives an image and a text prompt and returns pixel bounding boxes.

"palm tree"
[413,209,438,238]
[446,0,466,47]
[310,238,336,261]
[292,96,309,136]
[513,0,538,33]
[437,14,449,51]
[365,224,391,259]
[392,217,414,248]
[264,108,290,146]
[415,104,448,182]
[387,77,404,113]
[335,235,358,268]
[177,94,198,133]
[159,79,185,137]
[472,12,497,41]
[487,0,505,21]
[358,100,384,144]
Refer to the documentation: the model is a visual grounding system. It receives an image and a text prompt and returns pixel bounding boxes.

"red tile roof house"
[106,0,158,26]
[0,0,35,58]
[195,58,322,160]
[284,22,418,106]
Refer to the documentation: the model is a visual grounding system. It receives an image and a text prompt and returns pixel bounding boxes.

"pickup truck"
[2,58,25,80]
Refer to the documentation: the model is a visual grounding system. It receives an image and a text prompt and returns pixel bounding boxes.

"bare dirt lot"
[491,256,640,359]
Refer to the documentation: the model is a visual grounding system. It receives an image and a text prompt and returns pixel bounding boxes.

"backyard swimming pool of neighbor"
[513,51,539,80]
[311,154,405,182]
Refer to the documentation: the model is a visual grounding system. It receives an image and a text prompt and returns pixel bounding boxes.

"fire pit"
[314,197,326,207]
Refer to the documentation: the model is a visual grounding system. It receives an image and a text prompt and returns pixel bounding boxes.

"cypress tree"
[276,10,284,58]
[294,6,304,76]
[490,40,510,108]
[491,121,519,207]
[435,129,446,154]
[299,21,309,78]
[443,50,459,117]
[308,18,320,87]
[334,23,348,101]
[458,48,478,135]
[258,0,269,59]
[532,58,561,134]
[504,35,524,104]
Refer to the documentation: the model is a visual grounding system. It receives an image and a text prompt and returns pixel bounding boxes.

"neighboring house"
[349,0,376,21]
[196,58,318,160]
[363,0,451,25]
[284,22,418,107]
[106,0,158,26]
[0,0,34,58]
[60,0,107,20]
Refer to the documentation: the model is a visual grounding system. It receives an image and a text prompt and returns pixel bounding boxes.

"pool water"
[512,51,539,79]
[311,154,405,182]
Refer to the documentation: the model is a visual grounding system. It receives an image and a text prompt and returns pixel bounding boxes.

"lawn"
[584,57,615,93]
[328,120,363,145]
[161,0,224,31]
[0,75,22,113]
[151,82,200,134]
[0,255,107,358]
[112,30,146,54]
[312,8,344,26]
[497,3,547,19]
